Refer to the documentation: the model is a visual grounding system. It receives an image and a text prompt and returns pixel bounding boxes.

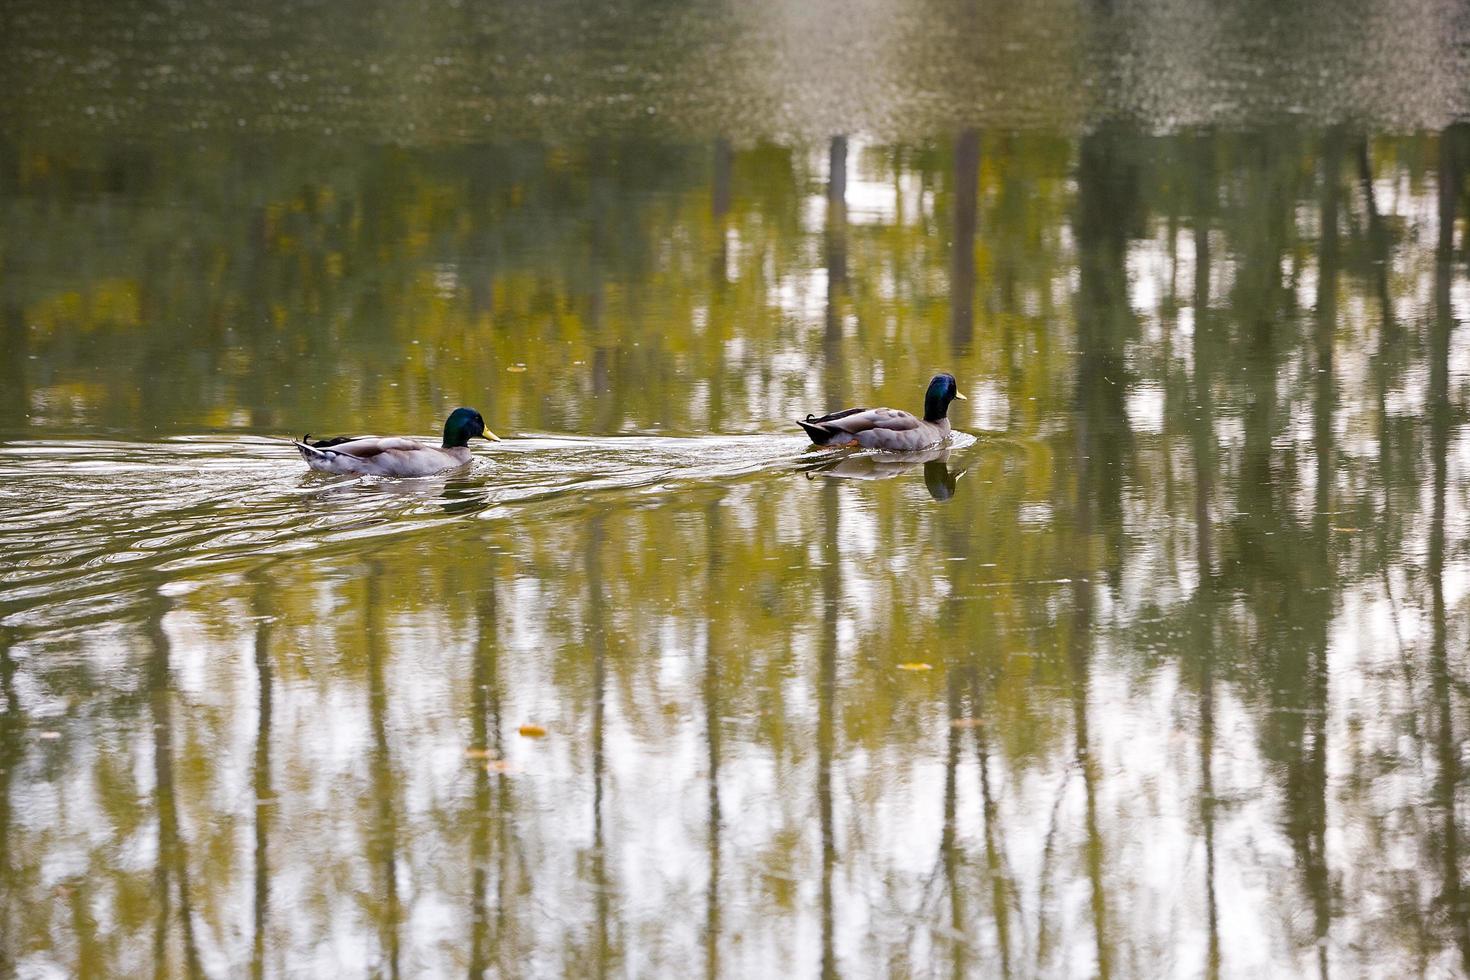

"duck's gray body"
[798,409,951,451]
[293,437,474,477]
[797,374,966,452]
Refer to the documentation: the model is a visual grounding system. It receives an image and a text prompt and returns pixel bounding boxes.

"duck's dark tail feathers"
[798,418,836,445]
[797,408,864,445]
[300,433,359,448]
[293,439,332,463]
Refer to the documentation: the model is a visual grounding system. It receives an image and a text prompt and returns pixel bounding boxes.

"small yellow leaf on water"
[1332,526,1360,533]
[950,718,985,729]
[464,748,497,760]
[485,760,520,774]
[506,365,528,373]
[517,723,548,738]
[897,663,933,672]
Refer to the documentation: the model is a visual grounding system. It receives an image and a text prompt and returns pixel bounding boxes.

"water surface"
[4,3,1470,977]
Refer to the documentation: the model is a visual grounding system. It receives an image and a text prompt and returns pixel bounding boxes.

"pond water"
[5,1,1470,977]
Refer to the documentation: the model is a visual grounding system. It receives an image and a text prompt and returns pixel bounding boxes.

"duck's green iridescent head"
[442,407,499,448]
[922,373,967,422]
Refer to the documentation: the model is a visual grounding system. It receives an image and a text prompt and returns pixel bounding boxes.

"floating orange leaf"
[464,747,497,760]
[517,723,548,737]
[486,760,520,774]
[896,663,933,672]
[950,718,985,729]
[506,365,528,373]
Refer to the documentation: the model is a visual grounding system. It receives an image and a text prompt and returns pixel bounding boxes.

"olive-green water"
[5,1,1470,976]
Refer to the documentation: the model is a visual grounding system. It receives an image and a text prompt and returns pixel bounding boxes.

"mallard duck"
[292,407,499,477]
[797,374,966,451]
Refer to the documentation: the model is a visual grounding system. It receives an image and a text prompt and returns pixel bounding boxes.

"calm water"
[5,1,1470,977]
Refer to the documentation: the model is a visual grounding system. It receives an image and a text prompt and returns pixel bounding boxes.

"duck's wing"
[862,409,924,432]
[798,407,921,444]
[304,436,424,460]
[293,435,445,474]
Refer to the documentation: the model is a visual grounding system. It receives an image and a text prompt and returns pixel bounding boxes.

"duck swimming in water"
[293,407,499,477]
[797,373,966,452]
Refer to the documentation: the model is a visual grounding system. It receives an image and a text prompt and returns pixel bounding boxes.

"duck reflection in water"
[805,446,965,501]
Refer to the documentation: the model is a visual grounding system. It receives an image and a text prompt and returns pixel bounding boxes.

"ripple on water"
[0,432,856,630]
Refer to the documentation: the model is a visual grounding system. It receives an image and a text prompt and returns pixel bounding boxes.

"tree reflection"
[819,143,845,980]
[712,137,733,291]
[951,130,979,352]
[1291,128,1341,978]
[825,135,849,407]
[1189,130,1222,980]
[1429,125,1469,974]
[0,625,20,979]
[1069,124,1138,977]
[965,666,1013,977]
[940,668,967,978]
[0,301,24,430]
[364,567,402,980]
[703,501,724,980]
[817,478,839,980]
[586,514,617,979]
[1074,125,1136,579]
[250,574,274,980]
[144,593,204,980]
[468,579,505,978]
